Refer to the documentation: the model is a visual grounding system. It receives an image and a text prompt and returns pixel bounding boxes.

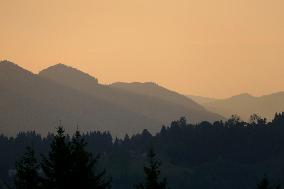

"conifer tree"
[14,147,40,189]
[69,130,111,189]
[135,148,169,189]
[41,127,72,189]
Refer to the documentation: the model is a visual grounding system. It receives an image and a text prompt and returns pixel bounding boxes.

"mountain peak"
[140,81,159,86]
[40,64,98,81]
[51,63,68,68]
[0,60,33,76]
[0,59,14,64]
[39,63,99,88]
[0,60,21,69]
[41,63,81,73]
[230,93,253,99]
[111,81,158,87]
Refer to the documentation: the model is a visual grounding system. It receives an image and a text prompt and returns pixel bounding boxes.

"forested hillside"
[1,113,284,189]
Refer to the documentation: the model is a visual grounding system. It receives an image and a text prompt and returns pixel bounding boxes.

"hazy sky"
[0,0,283,98]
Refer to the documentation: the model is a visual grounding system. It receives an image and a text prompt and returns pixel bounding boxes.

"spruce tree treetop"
[69,130,112,189]
[41,127,111,189]
[135,148,169,189]
[41,126,72,189]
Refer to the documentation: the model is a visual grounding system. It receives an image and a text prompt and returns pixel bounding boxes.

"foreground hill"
[0,60,223,136]
[189,93,284,120]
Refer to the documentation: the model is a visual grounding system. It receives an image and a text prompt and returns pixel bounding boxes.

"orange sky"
[0,0,283,98]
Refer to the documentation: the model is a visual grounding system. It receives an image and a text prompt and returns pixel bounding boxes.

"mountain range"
[188,93,284,121]
[0,60,223,137]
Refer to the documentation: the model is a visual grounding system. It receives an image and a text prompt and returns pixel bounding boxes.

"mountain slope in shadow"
[109,82,223,120]
[0,61,159,136]
[39,64,223,124]
[0,60,223,136]
[186,95,217,104]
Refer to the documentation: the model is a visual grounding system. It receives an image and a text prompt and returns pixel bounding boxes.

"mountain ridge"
[188,92,284,120]
[0,60,224,136]
[0,61,160,136]
[39,63,223,123]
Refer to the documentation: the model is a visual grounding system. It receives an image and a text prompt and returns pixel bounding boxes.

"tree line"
[3,127,168,189]
[1,112,284,189]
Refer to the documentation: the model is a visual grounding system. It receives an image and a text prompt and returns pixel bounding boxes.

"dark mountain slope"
[0,61,159,136]
[186,95,217,104]
[40,64,224,123]
[111,82,204,111]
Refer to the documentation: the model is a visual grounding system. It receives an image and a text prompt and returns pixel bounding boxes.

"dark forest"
[1,113,284,189]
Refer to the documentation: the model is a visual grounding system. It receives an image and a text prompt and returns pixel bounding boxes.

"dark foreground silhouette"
[3,128,168,189]
[1,113,284,189]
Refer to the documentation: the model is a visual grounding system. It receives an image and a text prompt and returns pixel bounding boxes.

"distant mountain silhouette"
[0,60,223,136]
[186,95,218,104]
[188,92,284,120]
[39,64,223,125]
[0,61,159,136]
[110,82,217,113]
[40,63,99,90]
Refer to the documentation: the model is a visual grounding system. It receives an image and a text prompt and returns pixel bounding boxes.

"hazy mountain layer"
[109,82,223,120]
[40,64,223,124]
[0,60,223,136]
[0,61,159,136]
[186,95,218,104]
[188,93,284,121]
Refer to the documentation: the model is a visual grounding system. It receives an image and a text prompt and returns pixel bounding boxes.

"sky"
[0,0,283,98]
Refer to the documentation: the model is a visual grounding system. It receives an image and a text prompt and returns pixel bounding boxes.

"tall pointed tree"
[14,147,41,189]
[41,127,72,189]
[135,148,169,189]
[69,130,111,189]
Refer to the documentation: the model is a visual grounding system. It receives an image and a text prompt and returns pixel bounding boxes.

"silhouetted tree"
[226,114,243,127]
[2,113,284,189]
[135,148,169,189]
[14,147,40,189]
[250,114,267,127]
[124,134,130,143]
[179,117,187,128]
[69,130,111,189]
[272,112,284,126]
[257,176,271,189]
[41,127,72,189]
